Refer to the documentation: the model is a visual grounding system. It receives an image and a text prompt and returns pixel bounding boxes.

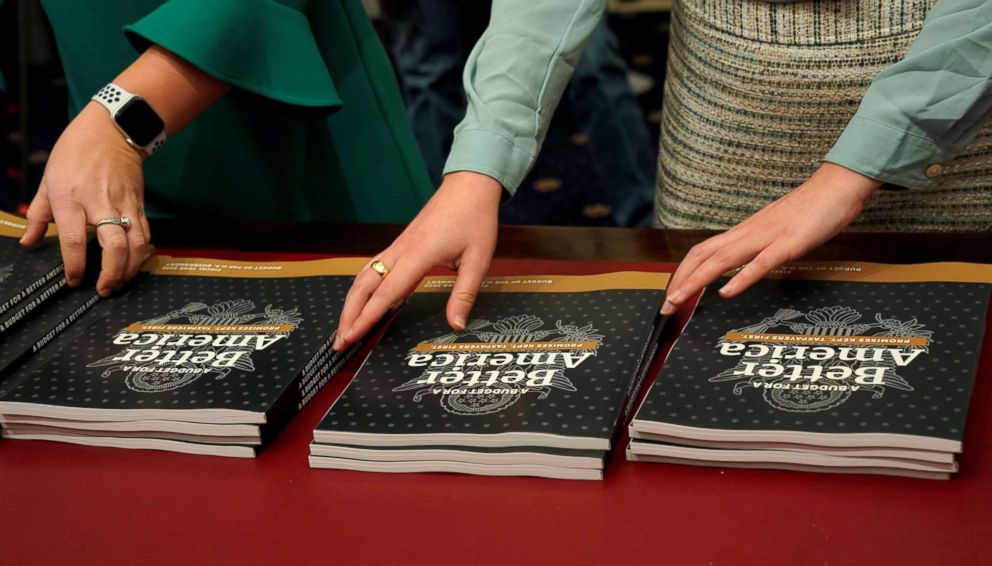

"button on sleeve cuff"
[824,115,955,189]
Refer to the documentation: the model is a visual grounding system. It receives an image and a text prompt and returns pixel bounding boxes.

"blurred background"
[0,0,671,227]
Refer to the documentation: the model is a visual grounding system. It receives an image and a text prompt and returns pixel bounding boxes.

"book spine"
[0,279,67,334]
[607,312,668,448]
[31,292,101,354]
[621,315,666,424]
[296,333,346,411]
[260,331,366,443]
[0,265,64,317]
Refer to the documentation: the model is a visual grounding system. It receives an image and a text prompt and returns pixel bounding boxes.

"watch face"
[115,98,165,147]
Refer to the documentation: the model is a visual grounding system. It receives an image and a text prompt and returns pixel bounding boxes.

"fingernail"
[666,290,683,304]
[719,284,734,297]
[660,301,675,316]
[18,236,25,245]
[453,315,466,331]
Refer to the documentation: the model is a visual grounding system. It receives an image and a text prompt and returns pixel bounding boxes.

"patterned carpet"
[0,8,670,227]
[500,12,669,226]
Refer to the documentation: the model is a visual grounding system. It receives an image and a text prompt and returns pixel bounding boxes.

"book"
[310,270,669,479]
[307,456,604,481]
[309,443,605,468]
[0,210,65,318]
[626,438,957,474]
[625,450,951,481]
[0,255,368,457]
[628,261,992,478]
[627,429,955,464]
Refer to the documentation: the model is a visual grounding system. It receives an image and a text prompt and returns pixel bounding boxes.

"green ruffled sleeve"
[123,0,341,109]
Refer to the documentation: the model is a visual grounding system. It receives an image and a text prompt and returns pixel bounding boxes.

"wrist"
[814,162,882,202]
[113,45,229,137]
[440,171,504,204]
[77,102,148,162]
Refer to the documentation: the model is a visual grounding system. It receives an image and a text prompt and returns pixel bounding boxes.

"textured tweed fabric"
[656,0,992,231]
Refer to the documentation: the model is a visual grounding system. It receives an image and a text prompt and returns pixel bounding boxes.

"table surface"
[2,222,991,565]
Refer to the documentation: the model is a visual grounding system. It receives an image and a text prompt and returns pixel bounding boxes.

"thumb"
[22,181,53,247]
[445,248,490,331]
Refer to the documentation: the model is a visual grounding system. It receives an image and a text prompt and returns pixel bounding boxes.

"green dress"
[38,0,434,222]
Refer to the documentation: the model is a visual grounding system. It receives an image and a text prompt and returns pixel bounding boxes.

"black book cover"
[314,272,669,451]
[0,255,366,432]
[632,262,992,453]
[0,211,64,317]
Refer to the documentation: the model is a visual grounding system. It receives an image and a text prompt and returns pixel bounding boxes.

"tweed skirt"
[655,0,992,231]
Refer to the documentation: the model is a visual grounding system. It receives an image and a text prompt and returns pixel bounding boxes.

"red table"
[1,224,990,565]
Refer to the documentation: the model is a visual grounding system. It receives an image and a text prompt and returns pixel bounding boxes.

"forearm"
[825,0,992,188]
[444,0,606,193]
[106,44,230,137]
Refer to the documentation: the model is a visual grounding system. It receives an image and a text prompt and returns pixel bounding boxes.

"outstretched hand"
[333,171,503,351]
[660,163,881,315]
[21,103,151,297]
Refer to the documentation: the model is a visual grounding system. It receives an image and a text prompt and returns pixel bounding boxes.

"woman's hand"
[333,171,502,351]
[21,103,151,297]
[20,45,229,297]
[661,163,882,315]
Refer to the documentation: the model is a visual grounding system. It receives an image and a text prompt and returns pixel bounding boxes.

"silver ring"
[95,217,131,230]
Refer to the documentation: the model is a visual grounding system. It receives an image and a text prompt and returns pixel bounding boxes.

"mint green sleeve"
[123,0,341,109]
[442,0,606,194]
[825,0,992,188]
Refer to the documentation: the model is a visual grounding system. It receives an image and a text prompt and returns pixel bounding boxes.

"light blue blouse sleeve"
[826,0,992,188]
[442,0,606,194]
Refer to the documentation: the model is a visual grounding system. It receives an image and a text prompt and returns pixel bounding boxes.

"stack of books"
[0,255,367,457]
[309,271,669,480]
[628,262,991,480]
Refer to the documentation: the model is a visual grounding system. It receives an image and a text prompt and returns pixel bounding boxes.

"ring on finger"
[369,259,390,279]
[96,216,132,230]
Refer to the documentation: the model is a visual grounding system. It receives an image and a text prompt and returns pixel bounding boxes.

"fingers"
[666,239,763,315]
[123,207,151,281]
[661,229,749,315]
[446,248,490,331]
[334,256,430,352]
[22,182,53,248]
[719,245,791,298]
[50,205,90,287]
[93,214,130,297]
[335,263,388,350]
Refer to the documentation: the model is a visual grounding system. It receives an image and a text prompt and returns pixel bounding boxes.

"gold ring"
[369,259,390,279]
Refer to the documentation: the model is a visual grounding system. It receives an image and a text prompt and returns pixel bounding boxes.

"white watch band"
[91,83,167,155]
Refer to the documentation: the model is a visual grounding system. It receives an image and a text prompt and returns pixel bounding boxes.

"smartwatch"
[91,83,167,156]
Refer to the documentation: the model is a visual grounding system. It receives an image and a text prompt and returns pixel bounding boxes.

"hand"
[21,102,151,297]
[333,171,502,351]
[660,163,881,315]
